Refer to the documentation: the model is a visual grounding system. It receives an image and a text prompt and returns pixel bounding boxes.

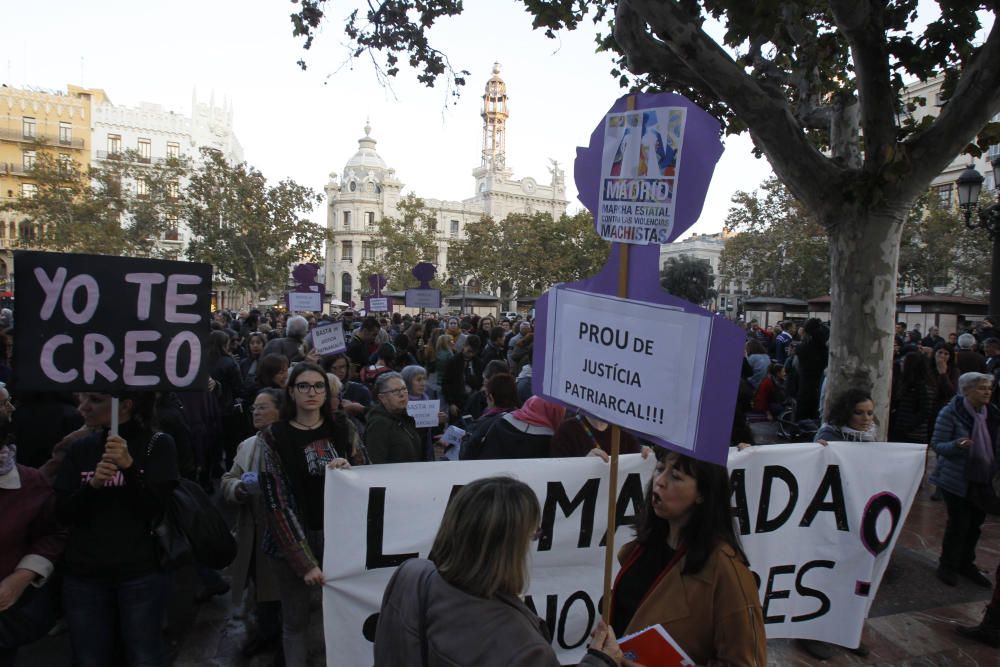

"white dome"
[344,122,387,172]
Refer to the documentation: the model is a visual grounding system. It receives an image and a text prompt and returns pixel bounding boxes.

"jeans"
[940,489,987,571]
[0,582,58,666]
[63,571,168,667]
[270,529,324,667]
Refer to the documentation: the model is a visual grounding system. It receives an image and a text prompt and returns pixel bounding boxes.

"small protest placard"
[404,289,441,309]
[440,425,465,449]
[311,322,347,356]
[367,297,389,313]
[13,250,212,392]
[541,287,712,452]
[619,626,694,667]
[288,291,322,312]
[597,107,686,244]
[406,399,439,428]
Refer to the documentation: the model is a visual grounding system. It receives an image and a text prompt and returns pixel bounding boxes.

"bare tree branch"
[621,0,840,213]
[828,0,897,170]
[902,19,1000,201]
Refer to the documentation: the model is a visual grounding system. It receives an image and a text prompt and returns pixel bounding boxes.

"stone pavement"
[17,450,1000,666]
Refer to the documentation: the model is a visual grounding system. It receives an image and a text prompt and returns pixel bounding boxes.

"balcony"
[0,162,29,177]
[0,127,85,149]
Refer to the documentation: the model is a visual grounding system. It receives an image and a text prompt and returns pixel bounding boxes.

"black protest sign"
[13,250,213,392]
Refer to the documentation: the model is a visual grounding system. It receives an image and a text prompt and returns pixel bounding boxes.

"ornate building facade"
[324,63,569,306]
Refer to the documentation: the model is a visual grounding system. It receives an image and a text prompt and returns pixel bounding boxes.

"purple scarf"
[963,398,995,483]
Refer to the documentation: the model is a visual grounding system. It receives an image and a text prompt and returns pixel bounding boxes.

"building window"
[19,221,36,242]
[59,122,72,145]
[20,183,37,198]
[341,273,353,304]
[365,211,375,228]
[933,184,953,207]
[22,117,36,139]
[427,220,438,235]
[22,150,36,172]
[362,241,376,261]
[137,138,151,163]
[342,211,351,229]
[341,241,353,262]
[59,153,72,175]
[136,179,149,198]
[167,181,179,200]
[450,220,460,237]
[349,181,357,192]
[107,134,122,155]
[166,142,180,159]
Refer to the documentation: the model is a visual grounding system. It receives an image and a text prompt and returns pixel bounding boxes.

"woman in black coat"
[795,318,829,421]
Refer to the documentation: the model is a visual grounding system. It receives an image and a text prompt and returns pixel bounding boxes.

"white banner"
[322,443,924,665]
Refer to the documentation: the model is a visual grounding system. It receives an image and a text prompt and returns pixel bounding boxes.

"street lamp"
[957,159,1000,316]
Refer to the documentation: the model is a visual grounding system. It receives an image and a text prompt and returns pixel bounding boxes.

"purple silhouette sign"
[364,274,391,313]
[405,262,442,309]
[533,92,745,465]
[286,263,325,312]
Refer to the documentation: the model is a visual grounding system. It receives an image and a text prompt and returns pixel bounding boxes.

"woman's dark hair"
[636,449,747,575]
[207,329,230,364]
[824,388,874,426]
[280,362,334,423]
[255,387,284,411]
[484,359,510,380]
[247,332,267,355]
[485,373,518,410]
[376,343,396,364]
[767,363,784,377]
[745,340,767,356]
[394,334,411,354]
[933,341,956,369]
[118,391,157,430]
[257,353,289,389]
[900,350,934,388]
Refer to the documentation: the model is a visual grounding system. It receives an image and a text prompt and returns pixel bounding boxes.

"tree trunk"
[823,206,909,435]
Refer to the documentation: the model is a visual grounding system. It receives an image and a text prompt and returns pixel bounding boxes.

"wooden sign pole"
[602,96,635,624]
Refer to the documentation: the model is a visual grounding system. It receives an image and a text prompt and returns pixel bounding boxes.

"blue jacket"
[929,394,1000,497]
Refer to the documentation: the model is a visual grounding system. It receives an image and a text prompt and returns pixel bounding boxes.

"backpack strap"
[144,431,165,460]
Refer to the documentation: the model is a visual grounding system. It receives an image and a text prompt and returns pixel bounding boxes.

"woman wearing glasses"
[258,363,353,666]
[364,372,425,463]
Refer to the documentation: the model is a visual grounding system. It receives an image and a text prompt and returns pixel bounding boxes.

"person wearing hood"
[462,396,565,460]
[365,373,425,464]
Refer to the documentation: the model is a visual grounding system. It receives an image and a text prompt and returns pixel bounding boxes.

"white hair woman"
[929,372,999,588]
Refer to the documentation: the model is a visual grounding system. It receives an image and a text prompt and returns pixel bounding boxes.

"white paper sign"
[288,291,322,312]
[368,297,389,312]
[405,289,442,309]
[311,322,346,356]
[440,425,465,448]
[321,443,924,666]
[543,287,712,450]
[406,399,439,428]
[597,106,686,244]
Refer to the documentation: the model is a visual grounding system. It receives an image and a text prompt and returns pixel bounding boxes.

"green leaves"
[183,148,328,299]
[660,254,716,306]
[357,195,440,292]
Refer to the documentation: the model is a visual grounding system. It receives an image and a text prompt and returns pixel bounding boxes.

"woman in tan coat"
[610,450,766,666]
[221,388,283,658]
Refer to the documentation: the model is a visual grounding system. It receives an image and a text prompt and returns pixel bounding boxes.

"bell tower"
[481,62,508,171]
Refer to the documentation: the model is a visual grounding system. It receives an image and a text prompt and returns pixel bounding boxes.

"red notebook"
[618,625,695,667]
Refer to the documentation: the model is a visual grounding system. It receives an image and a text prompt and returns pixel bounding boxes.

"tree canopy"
[447,210,610,299]
[357,195,440,292]
[184,148,329,300]
[660,254,716,306]
[3,146,187,257]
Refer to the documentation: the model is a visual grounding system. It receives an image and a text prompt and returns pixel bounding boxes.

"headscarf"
[511,396,566,432]
[963,398,995,483]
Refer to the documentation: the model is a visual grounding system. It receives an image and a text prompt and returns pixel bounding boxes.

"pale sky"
[3,1,992,240]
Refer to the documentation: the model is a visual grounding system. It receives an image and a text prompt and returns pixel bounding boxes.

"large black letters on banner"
[13,250,213,392]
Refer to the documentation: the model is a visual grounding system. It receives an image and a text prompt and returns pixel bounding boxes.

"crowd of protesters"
[4,303,1000,665]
